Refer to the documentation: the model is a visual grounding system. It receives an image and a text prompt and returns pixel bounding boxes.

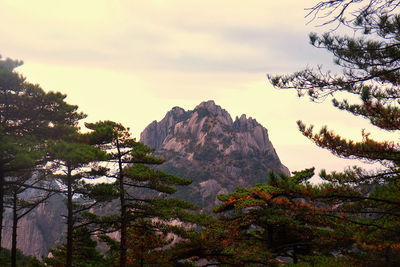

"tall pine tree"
[0,55,85,267]
[269,0,400,265]
[85,121,197,267]
[46,126,111,267]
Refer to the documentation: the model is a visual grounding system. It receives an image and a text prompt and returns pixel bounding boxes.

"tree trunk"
[0,170,4,252]
[293,246,298,264]
[66,166,73,267]
[117,139,127,267]
[267,224,273,245]
[119,176,127,267]
[385,246,390,267]
[140,244,144,267]
[11,190,17,267]
[0,93,7,252]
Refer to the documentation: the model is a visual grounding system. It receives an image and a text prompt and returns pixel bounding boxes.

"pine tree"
[211,170,357,265]
[0,55,86,266]
[46,127,111,267]
[84,121,197,267]
[5,171,53,267]
[269,1,400,265]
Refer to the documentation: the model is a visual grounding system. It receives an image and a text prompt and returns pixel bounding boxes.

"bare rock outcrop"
[140,100,289,211]
[2,191,64,257]
[140,107,186,150]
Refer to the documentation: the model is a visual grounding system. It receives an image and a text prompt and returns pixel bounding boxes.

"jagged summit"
[140,106,186,150]
[140,100,289,211]
[195,100,231,117]
[195,100,217,110]
[141,101,282,157]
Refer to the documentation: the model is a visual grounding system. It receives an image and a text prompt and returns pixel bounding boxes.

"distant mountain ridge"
[140,100,289,210]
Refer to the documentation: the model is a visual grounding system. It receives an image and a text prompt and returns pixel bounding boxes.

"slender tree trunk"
[385,247,390,267]
[267,224,273,245]
[11,190,17,267]
[0,170,4,252]
[66,166,73,267]
[117,139,127,267]
[0,92,9,252]
[140,245,144,267]
[293,246,298,264]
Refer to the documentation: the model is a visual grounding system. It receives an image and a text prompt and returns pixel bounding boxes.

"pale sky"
[1,0,395,176]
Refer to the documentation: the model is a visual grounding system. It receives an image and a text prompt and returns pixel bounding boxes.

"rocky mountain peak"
[140,101,289,211]
[169,106,186,116]
[194,100,218,111]
[194,100,230,118]
[140,106,187,150]
[233,114,259,131]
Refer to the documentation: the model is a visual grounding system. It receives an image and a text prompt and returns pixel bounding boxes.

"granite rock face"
[141,107,187,151]
[2,187,65,258]
[140,100,290,211]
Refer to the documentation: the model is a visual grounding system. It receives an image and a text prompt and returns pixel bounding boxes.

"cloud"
[0,0,335,74]
[172,24,335,73]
